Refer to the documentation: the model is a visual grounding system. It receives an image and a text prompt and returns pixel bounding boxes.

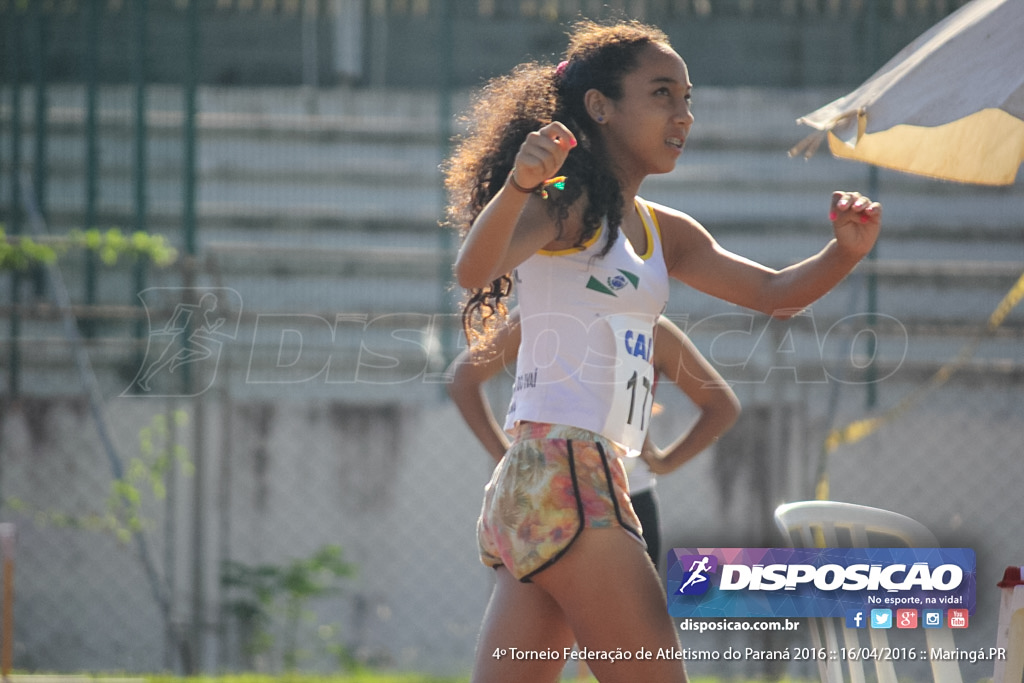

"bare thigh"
[532,527,688,683]
[470,567,576,683]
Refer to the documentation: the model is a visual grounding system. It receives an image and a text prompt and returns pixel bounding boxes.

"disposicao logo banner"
[667,548,976,618]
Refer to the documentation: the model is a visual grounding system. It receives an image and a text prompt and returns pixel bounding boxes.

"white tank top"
[504,199,670,452]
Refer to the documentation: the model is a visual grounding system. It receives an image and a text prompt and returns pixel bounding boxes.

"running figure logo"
[125,288,242,397]
[677,554,718,595]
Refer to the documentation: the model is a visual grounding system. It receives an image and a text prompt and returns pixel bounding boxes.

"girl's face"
[595,43,694,180]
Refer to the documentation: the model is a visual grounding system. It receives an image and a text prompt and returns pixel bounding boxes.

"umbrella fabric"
[792,0,1024,186]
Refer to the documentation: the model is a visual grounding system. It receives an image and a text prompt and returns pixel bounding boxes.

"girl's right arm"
[454,123,576,289]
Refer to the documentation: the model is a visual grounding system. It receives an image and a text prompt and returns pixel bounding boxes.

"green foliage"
[0,224,178,272]
[221,546,357,672]
[6,410,191,544]
[0,227,58,270]
[107,409,191,543]
[71,227,178,267]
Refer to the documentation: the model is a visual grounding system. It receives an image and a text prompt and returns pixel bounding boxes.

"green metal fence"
[1,0,972,397]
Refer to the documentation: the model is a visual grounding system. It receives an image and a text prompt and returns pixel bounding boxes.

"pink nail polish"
[829,211,838,221]
[859,214,869,223]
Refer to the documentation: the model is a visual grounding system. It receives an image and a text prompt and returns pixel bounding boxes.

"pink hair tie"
[555,60,569,77]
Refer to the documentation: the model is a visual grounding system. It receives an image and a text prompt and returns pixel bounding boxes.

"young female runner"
[444,19,880,683]
[446,309,740,568]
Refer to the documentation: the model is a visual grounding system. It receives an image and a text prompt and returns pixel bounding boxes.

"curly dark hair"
[442,19,671,346]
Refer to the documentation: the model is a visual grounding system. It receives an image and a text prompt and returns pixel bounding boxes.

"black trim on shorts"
[520,439,586,583]
[519,439,645,582]
[594,441,644,545]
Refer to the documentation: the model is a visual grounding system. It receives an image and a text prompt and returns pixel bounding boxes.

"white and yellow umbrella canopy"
[793,0,1024,186]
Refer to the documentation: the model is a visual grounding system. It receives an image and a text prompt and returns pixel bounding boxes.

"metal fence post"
[181,0,206,669]
[83,0,101,339]
[437,0,458,369]
[863,0,881,410]
[132,0,151,368]
[6,4,24,398]
[30,0,48,257]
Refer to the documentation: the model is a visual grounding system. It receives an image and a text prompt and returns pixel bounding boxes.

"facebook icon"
[845,609,867,629]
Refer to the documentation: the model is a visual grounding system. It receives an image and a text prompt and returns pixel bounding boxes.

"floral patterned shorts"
[477,422,645,582]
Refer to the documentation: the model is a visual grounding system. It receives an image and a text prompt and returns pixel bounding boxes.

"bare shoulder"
[647,201,713,240]
[645,200,719,272]
[647,198,776,310]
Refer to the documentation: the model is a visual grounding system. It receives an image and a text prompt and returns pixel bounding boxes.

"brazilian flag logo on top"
[586,269,639,297]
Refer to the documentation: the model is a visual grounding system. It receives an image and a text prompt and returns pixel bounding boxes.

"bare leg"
[532,528,688,683]
[471,567,576,683]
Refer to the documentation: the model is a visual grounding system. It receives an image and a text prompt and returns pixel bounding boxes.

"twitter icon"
[870,609,893,629]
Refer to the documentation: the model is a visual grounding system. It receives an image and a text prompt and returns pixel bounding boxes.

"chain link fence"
[2,0,1023,679]
[1,311,1021,678]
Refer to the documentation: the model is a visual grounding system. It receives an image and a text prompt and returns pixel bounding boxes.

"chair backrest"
[774,500,963,683]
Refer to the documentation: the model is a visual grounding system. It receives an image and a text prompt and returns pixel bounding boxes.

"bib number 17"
[605,313,656,451]
[625,370,652,432]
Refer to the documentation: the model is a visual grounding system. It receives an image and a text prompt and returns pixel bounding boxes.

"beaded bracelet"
[507,169,542,194]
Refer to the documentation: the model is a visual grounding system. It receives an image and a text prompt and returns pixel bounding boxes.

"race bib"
[602,313,656,451]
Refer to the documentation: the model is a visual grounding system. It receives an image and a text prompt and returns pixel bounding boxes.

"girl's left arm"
[445,311,522,464]
[656,191,881,318]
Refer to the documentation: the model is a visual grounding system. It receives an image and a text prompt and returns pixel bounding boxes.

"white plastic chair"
[994,566,1024,683]
[774,500,963,683]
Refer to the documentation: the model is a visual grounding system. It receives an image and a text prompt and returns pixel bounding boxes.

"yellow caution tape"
[817,270,1024,499]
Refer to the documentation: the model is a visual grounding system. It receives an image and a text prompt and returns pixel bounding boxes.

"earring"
[597,116,604,123]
